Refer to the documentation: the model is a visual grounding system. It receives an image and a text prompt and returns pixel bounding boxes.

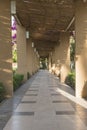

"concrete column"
[51,50,56,65]
[35,51,39,72]
[33,49,39,73]
[36,54,39,71]
[0,1,13,97]
[32,48,36,74]
[34,52,38,72]
[55,32,70,82]
[17,24,27,80]
[48,54,52,72]
[33,48,36,73]
[75,1,87,98]
[27,39,32,75]
[26,39,35,75]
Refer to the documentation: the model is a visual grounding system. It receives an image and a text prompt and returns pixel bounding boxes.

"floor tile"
[55,115,87,130]
[56,111,75,115]
[3,70,87,130]
[3,116,34,130]
[54,102,74,111]
[22,96,37,101]
[15,104,36,112]
[21,101,36,103]
[14,111,34,116]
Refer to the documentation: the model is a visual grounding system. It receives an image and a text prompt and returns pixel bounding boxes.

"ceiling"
[15,0,75,57]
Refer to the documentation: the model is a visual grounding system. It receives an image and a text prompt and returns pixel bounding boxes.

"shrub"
[27,72,31,79]
[65,72,75,90]
[0,82,5,102]
[12,49,17,63]
[13,74,24,91]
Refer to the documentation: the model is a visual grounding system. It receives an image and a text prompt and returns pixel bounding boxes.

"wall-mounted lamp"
[26,31,29,39]
[35,51,39,58]
[11,1,16,14]
[32,42,34,47]
[36,51,39,57]
[37,54,40,58]
[50,52,52,56]
[83,0,87,2]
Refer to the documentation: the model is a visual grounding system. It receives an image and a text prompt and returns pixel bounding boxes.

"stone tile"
[28,89,38,91]
[14,112,34,116]
[25,91,38,95]
[32,118,59,130]
[30,86,39,88]
[55,115,87,130]
[80,118,87,126]
[51,93,62,96]
[48,85,58,88]
[3,116,34,130]
[25,94,38,96]
[21,101,36,103]
[52,100,68,103]
[22,96,37,101]
[51,95,68,101]
[2,70,87,130]
[49,88,58,91]
[56,111,75,115]
[54,102,75,111]
[15,104,36,112]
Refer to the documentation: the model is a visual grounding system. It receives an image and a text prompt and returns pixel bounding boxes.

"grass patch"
[13,74,24,91]
[0,82,6,102]
[65,72,75,90]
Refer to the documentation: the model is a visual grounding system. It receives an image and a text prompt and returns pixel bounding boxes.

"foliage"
[12,16,16,44]
[70,42,75,62]
[0,82,5,102]
[70,36,75,70]
[65,72,75,90]
[27,72,31,79]
[12,49,17,63]
[40,58,47,69]
[13,74,24,91]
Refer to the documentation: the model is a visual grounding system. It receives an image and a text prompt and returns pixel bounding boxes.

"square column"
[55,32,70,82]
[75,1,87,98]
[48,54,52,72]
[26,39,35,75]
[34,51,39,72]
[17,25,27,80]
[0,1,13,97]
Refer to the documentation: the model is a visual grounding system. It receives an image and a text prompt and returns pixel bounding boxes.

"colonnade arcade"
[0,0,87,98]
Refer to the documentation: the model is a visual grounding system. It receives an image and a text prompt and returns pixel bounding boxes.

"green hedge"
[65,72,75,90]
[13,74,24,91]
[27,72,31,79]
[0,82,5,102]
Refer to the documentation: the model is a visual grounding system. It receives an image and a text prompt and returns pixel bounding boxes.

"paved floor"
[2,70,87,130]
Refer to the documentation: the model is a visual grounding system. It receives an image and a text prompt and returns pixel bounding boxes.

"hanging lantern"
[26,31,29,39]
[32,42,34,47]
[11,1,16,14]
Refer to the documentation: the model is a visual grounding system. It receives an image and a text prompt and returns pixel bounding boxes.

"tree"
[70,35,75,70]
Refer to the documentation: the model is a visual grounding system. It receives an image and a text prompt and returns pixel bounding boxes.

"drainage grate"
[56,111,75,115]
[14,112,34,116]
[25,94,38,96]
[21,101,36,103]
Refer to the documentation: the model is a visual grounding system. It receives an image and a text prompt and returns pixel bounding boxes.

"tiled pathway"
[3,70,87,130]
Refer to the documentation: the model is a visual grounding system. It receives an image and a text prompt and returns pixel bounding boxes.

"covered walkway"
[0,0,87,98]
[3,70,87,130]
